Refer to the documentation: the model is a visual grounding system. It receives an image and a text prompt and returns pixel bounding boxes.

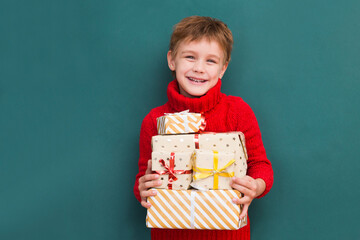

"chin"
[186,90,208,98]
[178,81,213,98]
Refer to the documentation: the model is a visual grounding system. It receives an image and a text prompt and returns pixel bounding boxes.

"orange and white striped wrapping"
[146,189,247,230]
[157,111,203,135]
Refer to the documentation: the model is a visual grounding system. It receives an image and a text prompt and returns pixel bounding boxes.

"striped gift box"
[146,189,247,230]
[157,111,204,135]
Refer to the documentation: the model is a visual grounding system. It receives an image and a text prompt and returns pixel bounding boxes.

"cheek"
[177,62,192,73]
[210,67,223,77]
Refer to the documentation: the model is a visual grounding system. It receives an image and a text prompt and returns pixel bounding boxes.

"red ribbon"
[155,152,192,189]
[194,134,199,149]
[199,113,206,133]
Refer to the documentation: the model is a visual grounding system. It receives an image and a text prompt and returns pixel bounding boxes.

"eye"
[207,59,217,64]
[185,55,195,60]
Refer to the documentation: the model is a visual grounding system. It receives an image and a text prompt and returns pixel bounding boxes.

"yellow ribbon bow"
[193,150,235,189]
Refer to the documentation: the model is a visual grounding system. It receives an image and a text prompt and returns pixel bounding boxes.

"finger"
[232,195,251,205]
[232,177,257,190]
[140,189,158,199]
[233,196,252,206]
[239,204,249,220]
[242,175,255,182]
[140,174,160,183]
[141,200,152,209]
[145,160,152,175]
[234,176,254,185]
[144,179,163,189]
[230,183,254,197]
[139,177,162,193]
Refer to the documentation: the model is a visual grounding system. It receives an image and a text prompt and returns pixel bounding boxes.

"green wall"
[1,0,359,239]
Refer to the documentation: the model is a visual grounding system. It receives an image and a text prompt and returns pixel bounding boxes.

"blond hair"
[169,16,233,63]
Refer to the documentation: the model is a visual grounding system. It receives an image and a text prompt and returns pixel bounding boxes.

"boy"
[134,16,273,240]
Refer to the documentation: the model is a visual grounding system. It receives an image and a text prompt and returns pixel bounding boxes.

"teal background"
[1,0,359,239]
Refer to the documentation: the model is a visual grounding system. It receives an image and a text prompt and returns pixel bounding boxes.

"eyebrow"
[181,50,221,60]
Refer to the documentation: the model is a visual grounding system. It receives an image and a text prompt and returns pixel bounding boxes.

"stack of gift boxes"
[146,110,249,230]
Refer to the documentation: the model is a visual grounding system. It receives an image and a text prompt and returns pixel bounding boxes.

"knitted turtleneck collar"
[166,79,224,113]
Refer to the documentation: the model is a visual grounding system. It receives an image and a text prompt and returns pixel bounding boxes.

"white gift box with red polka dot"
[151,132,247,184]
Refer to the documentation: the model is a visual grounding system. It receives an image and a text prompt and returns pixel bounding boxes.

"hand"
[230,176,266,219]
[138,160,163,208]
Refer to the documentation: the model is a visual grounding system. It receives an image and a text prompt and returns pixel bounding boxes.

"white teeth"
[188,77,206,83]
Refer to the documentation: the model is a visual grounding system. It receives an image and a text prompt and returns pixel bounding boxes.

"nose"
[193,60,205,73]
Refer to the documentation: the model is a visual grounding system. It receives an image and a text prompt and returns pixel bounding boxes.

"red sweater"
[134,79,273,240]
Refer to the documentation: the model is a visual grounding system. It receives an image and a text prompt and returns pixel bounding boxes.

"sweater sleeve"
[236,101,273,199]
[133,111,158,202]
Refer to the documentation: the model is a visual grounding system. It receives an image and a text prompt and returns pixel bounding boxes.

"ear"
[167,51,176,71]
[219,61,229,79]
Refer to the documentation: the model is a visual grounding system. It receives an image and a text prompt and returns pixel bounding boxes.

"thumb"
[145,159,152,174]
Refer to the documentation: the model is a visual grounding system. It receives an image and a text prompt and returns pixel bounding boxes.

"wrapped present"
[198,132,247,179]
[192,150,235,190]
[152,132,247,178]
[146,189,247,230]
[157,110,206,135]
[152,151,193,190]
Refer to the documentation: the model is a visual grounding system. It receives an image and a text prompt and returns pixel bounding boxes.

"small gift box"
[152,151,193,190]
[192,150,235,190]
[151,132,247,178]
[156,110,205,135]
[198,132,248,179]
[146,189,247,230]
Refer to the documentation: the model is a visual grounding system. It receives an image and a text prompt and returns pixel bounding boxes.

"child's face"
[167,38,228,98]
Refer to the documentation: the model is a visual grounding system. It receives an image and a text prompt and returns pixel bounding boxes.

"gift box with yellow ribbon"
[152,151,193,190]
[146,189,247,230]
[197,132,248,178]
[156,110,206,135]
[191,150,235,190]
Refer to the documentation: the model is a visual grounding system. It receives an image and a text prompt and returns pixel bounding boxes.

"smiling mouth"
[187,77,207,83]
